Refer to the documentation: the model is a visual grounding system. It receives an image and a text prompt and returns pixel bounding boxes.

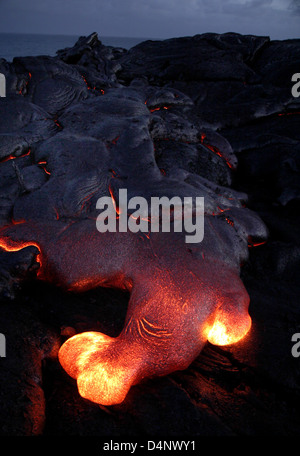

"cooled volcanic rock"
[0,32,299,436]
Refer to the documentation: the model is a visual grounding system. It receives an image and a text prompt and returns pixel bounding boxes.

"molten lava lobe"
[0,215,257,406]
[0,59,268,406]
[207,302,252,346]
[58,242,253,406]
[58,332,140,406]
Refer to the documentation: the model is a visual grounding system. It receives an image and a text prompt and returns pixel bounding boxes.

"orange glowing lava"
[200,133,234,169]
[38,160,51,175]
[247,236,267,248]
[0,207,254,407]
[81,75,91,90]
[80,75,105,94]
[0,149,31,163]
[0,236,43,274]
[149,106,170,113]
[58,301,253,405]
[58,332,137,406]
[108,183,121,215]
[207,313,252,346]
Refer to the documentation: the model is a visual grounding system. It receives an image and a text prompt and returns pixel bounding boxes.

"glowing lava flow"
[58,332,137,406]
[81,74,105,94]
[247,236,267,248]
[0,233,43,275]
[200,133,234,169]
[0,154,254,407]
[207,314,252,346]
[38,160,51,176]
[108,183,121,216]
[0,210,254,406]
[0,41,269,409]
[149,106,171,113]
[58,284,253,405]
[0,149,31,163]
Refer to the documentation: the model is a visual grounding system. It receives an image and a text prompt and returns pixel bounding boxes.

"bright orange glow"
[77,364,132,406]
[225,217,234,227]
[0,237,43,274]
[59,332,112,378]
[0,149,31,163]
[81,75,91,90]
[200,133,234,169]
[80,75,105,95]
[38,160,51,175]
[108,183,121,215]
[150,106,170,113]
[248,236,267,248]
[58,332,137,405]
[0,198,253,407]
[207,314,252,346]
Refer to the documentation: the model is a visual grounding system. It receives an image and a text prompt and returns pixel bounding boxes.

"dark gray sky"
[0,0,299,39]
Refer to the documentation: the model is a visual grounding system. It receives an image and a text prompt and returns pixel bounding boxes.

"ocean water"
[0,33,152,62]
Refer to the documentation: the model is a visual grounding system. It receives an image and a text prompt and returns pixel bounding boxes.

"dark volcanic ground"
[0,32,300,437]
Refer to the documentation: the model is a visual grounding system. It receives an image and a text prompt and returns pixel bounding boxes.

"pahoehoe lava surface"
[0,32,299,435]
